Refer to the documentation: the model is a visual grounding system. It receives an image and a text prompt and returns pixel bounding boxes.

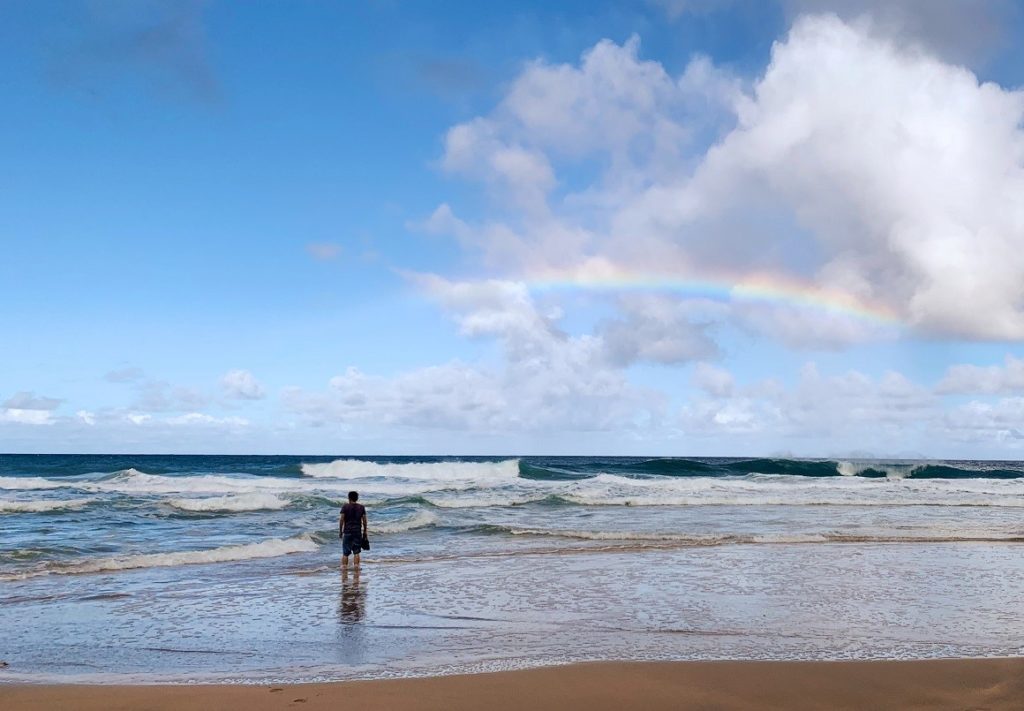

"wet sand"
[3,658,1023,710]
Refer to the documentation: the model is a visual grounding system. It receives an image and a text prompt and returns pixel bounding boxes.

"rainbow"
[524,264,903,326]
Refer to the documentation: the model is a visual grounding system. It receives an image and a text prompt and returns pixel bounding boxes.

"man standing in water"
[340,490,368,568]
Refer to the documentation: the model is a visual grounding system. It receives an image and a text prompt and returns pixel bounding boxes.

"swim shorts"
[342,532,363,556]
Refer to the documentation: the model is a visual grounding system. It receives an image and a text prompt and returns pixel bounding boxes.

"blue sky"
[3,0,1024,456]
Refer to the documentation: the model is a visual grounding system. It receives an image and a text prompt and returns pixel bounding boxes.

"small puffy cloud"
[936,355,1024,395]
[305,242,342,261]
[166,412,249,427]
[0,409,54,425]
[122,411,248,428]
[3,392,62,411]
[221,369,266,400]
[411,203,471,239]
[416,275,565,363]
[76,410,97,426]
[1,391,60,425]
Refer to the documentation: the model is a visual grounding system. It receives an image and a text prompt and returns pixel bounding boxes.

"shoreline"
[3,658,1024,710]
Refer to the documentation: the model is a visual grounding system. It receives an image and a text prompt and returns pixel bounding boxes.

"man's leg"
[353,552,360,567]
[342,554,349,568]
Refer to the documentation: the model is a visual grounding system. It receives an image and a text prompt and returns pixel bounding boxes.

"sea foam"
[301,458,520,482]
[0,535,320,581]
[166,493,291,512]
[373,509,439,533]
[0,477,68,491]
[0,498,95,513]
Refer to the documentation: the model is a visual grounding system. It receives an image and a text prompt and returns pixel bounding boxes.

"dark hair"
[348,491,359,502]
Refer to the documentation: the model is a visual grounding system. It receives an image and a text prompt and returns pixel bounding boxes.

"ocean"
[2,454,1023,682]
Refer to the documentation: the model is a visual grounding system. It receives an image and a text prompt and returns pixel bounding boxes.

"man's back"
[341,502,365,533]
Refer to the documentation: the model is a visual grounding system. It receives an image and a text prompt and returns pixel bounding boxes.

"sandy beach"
[3,658,1023,711]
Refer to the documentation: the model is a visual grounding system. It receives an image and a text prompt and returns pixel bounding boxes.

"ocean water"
[2,454,1023,682]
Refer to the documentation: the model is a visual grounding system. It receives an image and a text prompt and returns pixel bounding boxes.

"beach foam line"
[300,458,521,482]
[0,535,320,581]
[166,493,291,513]
[0,498,95,513]
[491,526,1024,546]
[423,493,553,508]
[0,476,68,491]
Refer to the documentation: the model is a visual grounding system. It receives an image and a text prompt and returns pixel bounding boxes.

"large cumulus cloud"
[426,14,1024,343]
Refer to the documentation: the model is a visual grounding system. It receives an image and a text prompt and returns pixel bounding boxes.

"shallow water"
[2,455,1023,681]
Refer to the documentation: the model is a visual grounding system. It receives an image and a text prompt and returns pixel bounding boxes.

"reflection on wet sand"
[339,566,367,623]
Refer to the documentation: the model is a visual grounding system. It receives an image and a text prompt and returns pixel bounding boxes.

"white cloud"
[76,410,96,426]
[666,15,1024,339]
[283,277,661,433]
[121,411,249,428]
[599,294,719,365]
[427,17,1024,345]
[0,392,61,425]
[442,118,555,213]
[413,203,471,240]
[166,413,249,427]
[221,369,266,400]
[941,397,1024,443]
[681,362,938,447]
[0,409,54,425]
[936,355,1024,395]
[731,302,891,349]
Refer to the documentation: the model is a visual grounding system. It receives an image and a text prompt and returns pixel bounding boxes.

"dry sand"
[3,658,1023,710]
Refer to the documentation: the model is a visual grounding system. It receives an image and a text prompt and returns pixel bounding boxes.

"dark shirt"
[341,503,365,535]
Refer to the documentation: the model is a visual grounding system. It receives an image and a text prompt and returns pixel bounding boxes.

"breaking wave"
[519,458,1024,480]
[166,493,291,513]
[0,498,95,514]
[301,458,521,481]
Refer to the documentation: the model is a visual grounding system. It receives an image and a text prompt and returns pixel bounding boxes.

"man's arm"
[362,511,368,537]
[339,512,345,537]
